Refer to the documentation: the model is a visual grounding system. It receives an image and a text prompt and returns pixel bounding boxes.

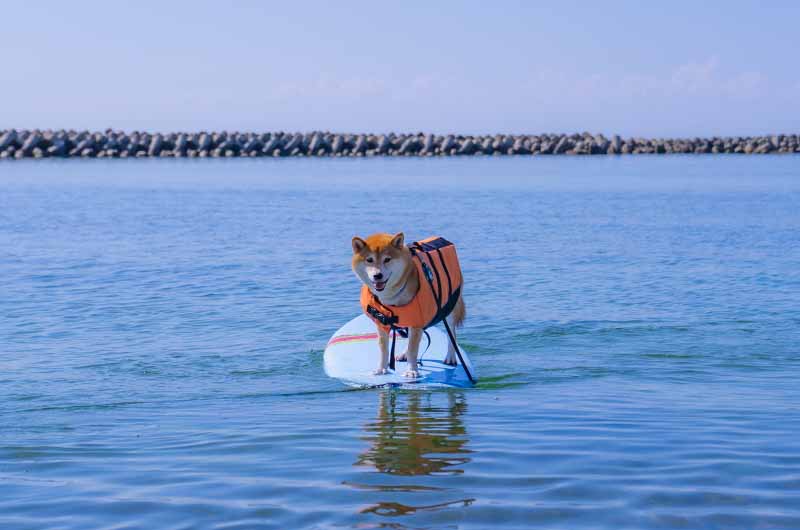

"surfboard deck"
[324,314,476,389]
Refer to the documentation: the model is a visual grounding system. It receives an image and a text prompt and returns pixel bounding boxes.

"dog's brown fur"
[352,232,465,377]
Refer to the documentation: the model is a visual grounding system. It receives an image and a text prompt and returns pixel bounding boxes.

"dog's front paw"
[403,369,420,379]
[373,367,390,375]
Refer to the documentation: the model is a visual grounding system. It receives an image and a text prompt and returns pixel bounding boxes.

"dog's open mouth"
[373,281,387,291]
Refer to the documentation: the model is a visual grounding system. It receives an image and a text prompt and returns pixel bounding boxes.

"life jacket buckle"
[421,262,433,282]
[366,305,398,327]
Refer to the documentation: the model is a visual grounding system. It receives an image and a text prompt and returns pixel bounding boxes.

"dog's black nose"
[373,272,383,280]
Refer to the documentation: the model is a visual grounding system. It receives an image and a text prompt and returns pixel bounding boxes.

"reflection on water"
[352,391,475,518]
[358,496,475,518]
[357,391,471,476]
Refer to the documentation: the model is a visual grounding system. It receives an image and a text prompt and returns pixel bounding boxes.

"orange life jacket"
[360,236,463,333]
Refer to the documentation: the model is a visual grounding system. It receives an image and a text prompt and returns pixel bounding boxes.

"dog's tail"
[449,295,466,328]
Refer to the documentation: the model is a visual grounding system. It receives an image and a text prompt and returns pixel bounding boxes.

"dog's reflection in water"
[351,391,474,517]
[357,391,470,476]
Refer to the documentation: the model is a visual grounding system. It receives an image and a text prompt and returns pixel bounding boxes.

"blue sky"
[3,1,798,135]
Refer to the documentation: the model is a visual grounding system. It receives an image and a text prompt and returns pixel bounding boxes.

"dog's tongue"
[375,281,386,291]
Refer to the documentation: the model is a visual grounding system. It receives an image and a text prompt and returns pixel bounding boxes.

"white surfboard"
[324,314,476,389]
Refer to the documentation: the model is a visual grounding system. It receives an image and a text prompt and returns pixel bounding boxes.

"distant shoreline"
[1,129,798,160]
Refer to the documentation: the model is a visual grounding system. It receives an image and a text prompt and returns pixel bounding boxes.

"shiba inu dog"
[351,232,466,378]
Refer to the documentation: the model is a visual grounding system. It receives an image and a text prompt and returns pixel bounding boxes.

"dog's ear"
[390,232,405,249]
[351,236,367,254]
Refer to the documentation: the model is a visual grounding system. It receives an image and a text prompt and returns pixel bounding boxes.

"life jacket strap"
[410,240,475,384]
[389,327,396,371]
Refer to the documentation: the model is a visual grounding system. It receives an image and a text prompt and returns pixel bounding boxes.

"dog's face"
[351,232,411,295]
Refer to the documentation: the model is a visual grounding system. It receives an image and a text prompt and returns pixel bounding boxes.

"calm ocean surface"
[1,156,799,529]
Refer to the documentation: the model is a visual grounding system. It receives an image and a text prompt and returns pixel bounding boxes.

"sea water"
[1,156,799,529]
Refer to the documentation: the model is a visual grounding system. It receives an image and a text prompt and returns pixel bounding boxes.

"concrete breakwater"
[1,129,799,160]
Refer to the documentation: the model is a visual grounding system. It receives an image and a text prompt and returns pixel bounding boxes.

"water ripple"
[1,158,800,529]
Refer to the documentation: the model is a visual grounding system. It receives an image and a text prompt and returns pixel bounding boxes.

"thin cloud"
[563,58,768,100]
[669,57,718,94]
[272,75,388,99]
[723,71,765,99]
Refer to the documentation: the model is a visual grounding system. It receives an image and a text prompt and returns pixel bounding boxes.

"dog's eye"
[365,257,374,263]
[383,257,391,264]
